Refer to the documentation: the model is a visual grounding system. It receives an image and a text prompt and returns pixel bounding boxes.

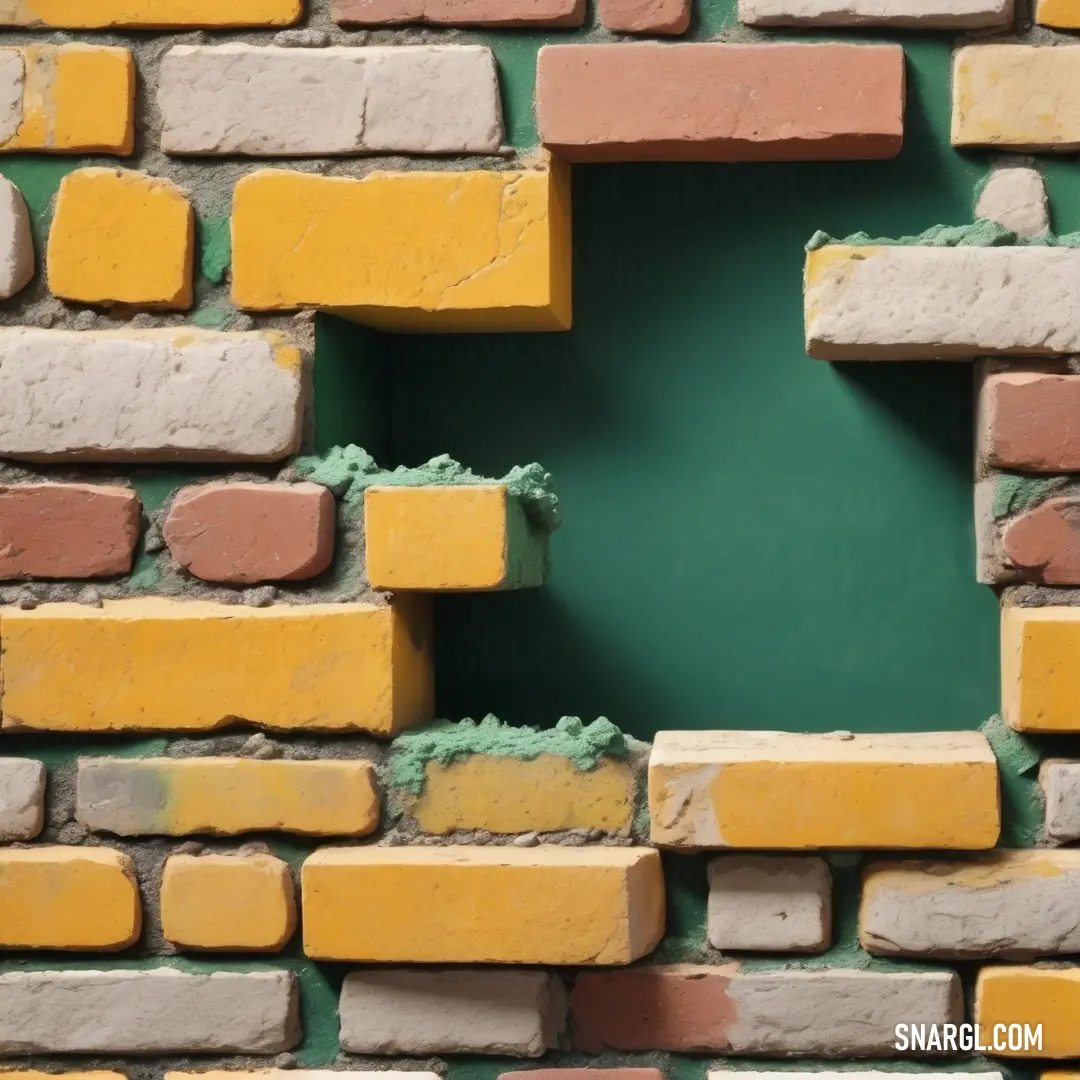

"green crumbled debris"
[198,217,231,284]
[992,473,1067,519]
[389,715,627,797]
[981,714,1043,847]
[291,445,560,533]
[806,220,1080,252]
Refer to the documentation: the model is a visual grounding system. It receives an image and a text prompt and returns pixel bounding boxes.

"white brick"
[707,855,830,952]
[0,51,22,144]
[976,167,1049,236]
[158,45,502,156]
[0,328,303,462]
[805,245,1080,360]
[738,0,1009,25]
[0,757,44,841]
[340,969,566,1055]
[1042,760,1080,842]
[0,177,33,299]
[0,969,299,1054]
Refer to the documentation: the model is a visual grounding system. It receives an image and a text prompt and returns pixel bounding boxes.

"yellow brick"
[976,967,1080,1057]
[1001,605,1080,732]
[0,0,301,27]
[405,754,635,834]
[1035,0,1080,25]
[649,730,1000,849]
[230,163,572,332]
[364,485,546,591]
[952,45,1080,150]
[302,845,664,964]
[0,846,140,950]
[1,45,134,155]
[48,169,194,309]
[160,854,296,951]
[0,597,432,735]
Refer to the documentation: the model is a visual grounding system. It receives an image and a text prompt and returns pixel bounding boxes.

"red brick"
[1004,497,1080,584]
[334,0,583,25]
[0,483,139,579]
[536,43,905,163]
[981,370,1080,472]
[598,0,688,33]
[163,481,335,585]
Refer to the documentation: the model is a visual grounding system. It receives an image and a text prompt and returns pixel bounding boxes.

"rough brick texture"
[0,0,302,26]
[739,0,1009,22]
[979,369,1080,472]
[0,328,303,462]
[536,43,905,162]
[1042,760,1080,842]
[1036,0,1080,25]
[0,176,32,299]
[1001,497,1080,584]
[334,0,584,25]
[339,969,566,1055]
[1002,606,1080,732]
[597,0,689,34]
[0,757,44,840]
[976,967,1080,1057]
[975,166,1049,235]
[1,598,432,734]
[163,482,335,584]
[572,964,962,1055]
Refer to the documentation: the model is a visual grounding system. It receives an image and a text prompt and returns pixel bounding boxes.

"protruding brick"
[571,964,962,1054]
[161,853,296,951]
[231,165,571,332]
[1041,760,1080,842]
[2,598,432,735]
[598,0,689,34]
[365,485,547,591]
[0,0,301,25]
[0,176,32,298]
[0,45,134,155]
[0,969,299,1054]
[507,1071,661,1080]
[340,970,566,1055]
[0,328,303,463]
[979,369,1080,472]
[77,756,380,837]
[649,730,999,849]
[1002,498,1080,584]
[0,757,44,840]
[953,45,1080,150]
[164,482,335,584]
[160,45,502,156]
[975,967,1080,1057]
[739,0,1009,23]
[1037,0,1080,26]
[48,169,194,309]
[536,43,904,163]
[334,0,583,25]
[806,246,1080,360]
[0,483,139,579]
[861,850,1080,959]
[1002,606,1080,733]
[976,166,1049,236]
[707,855,831,952]
[0,846,140,950]
[302,845,664,964]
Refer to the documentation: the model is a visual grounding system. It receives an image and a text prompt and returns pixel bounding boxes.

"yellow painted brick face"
[230,164,572,332]
[0,847,140,950]
[976,967,1080,1056]
[0,0,301,26]
[0,597,433,735]
[48,169,195,309]
[1035,0,1080,25]
[302,845,665,964]
[1002,605,1080,732]
[160,854,296,952]
[406,754,636,834]
[0,45,134,155]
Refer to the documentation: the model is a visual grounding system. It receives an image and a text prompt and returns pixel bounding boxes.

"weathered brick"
[572,964,962,1055]
[0,846,140,950]
[0,0,301,25]
[1036,0,1080,26]
[649,730,999,849]
[164,482,335,584]
[536,43,904,163]
[0,45,134,155]
[0,176,32,299]
[739,0,1009,23]
[333,0,583,26]
[365,485,546,590]
[2,598,432,735]
[953,45,1080,150]
[1041,760,1080,842]
[506,1071,661,1080]
[975,967,1080,1057]
[340,969,566,1055]
[975,166,1049,236]
[0,969,299,1054]
[160,45,502,156]
[0,756,45,840]
[231,165,571,332]
[861,850,1080,959]
[0,328,303,462]
[1002,605,1080,732]
[160,853,296,951]
[302,845,664,964]
[1001,498,1080,585]
[0,483,139,579]
[77,757,380,837]
[597,0,689,34]
[805,245,1080,360]
[48,169,194,309]
[707,855,831,952]
[979,369,1080,472]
